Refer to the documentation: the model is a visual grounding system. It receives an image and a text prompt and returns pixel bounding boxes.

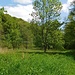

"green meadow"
[0,50,75,75]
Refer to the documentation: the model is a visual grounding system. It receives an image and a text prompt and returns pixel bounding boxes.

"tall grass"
[0,51,75,75]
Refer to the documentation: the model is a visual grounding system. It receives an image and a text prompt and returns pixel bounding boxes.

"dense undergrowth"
[0,51,75,75]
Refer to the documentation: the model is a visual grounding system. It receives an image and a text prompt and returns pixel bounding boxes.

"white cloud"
[2,0,74,21]
[67,0,74,4]
[14,0,32,4]
[62,0,74,13]
[0,0,33,21]
[4,4,34,21]
[62,4,69,13]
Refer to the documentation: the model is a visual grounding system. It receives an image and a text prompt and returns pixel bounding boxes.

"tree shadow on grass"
[56,51,75,60]
[19,50,75,60]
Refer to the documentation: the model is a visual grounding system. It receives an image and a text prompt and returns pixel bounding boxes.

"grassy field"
[0,49,75,75]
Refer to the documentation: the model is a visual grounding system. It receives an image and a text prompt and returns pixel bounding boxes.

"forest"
[0,0,75,51]
[0,0,75,75]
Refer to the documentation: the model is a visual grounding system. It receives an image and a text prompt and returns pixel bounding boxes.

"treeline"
[0,0,75,52]
[0,8,33,49]
[0,8,64,50]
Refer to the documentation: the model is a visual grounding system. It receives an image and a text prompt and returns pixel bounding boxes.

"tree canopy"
[64,1,75,49]
[0,0,75,51]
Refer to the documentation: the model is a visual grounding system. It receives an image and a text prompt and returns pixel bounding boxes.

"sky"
[0,0,74,21]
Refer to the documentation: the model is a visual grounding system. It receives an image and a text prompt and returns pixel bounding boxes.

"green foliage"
[0,8,5,48]
[30,22,42,48]
[32,0,62,51]
[0,8,33,49]
[1,14,21,48]
[49,30,64,50]
[0,7,64,50]
[64,21,75,49]
[33,0,62,21]
[0,53,75,75]
[17,19,34,49]
[30,20,64,50]
[45,20,64,50]
[64,1,75,49]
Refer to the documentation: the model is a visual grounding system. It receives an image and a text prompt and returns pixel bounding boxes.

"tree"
[0,7,34,49]
[0,7,7,47]
[46,20,64,50]
[30,21,42,49]
[1,14,21,49]
[32,0,62,52]
[64,0,75,49]
[17,19,33,49]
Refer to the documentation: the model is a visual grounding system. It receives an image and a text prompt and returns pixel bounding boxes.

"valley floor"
[0,49,75,75]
